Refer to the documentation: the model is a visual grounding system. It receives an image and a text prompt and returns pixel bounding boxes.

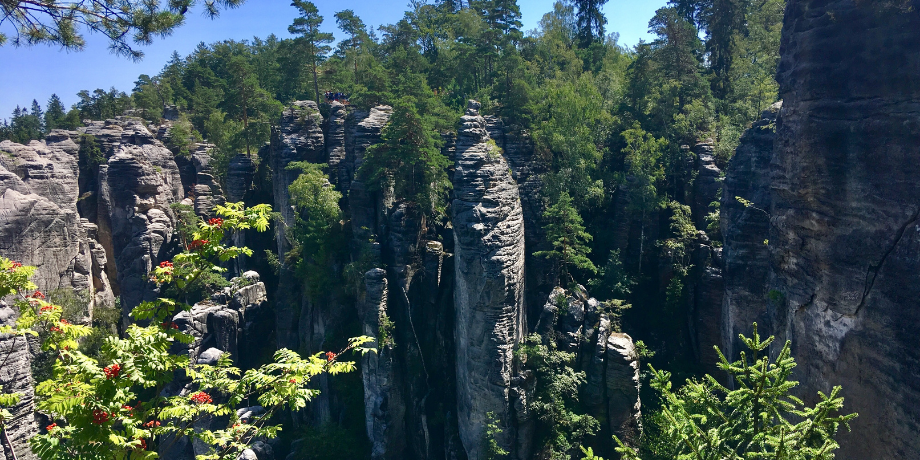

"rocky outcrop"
[720,103,778,363]
[0,138,115,314]
[0,303,37,460]
[604,333,640,447]
[324,101,348,188]
[173,271,270,368]
[346,105,393,240]
[270,101,324,349]
[691,141,721,232]
[722,2,920,458]
[452,100,527,460]
[484,116,552,329]
[160,272,272,460]
[227,153,255,203]
[360,269,406,460]
[535,288,642,455]
[83,119,184,318]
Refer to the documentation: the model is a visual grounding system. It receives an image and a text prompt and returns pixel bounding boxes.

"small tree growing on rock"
[536,192,597,285]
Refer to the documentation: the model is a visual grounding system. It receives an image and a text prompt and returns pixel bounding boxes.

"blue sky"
[0,0,666,118]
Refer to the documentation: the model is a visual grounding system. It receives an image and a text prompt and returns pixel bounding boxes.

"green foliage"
[519,333,599,459]
[616,324,857,460]
[378,312,396,349]
[286,162,345,299]
[294,423,369,460]
[166,114,202,158]
[588,249,635,301]
[0,0,246,60]
[535,192,596,284]
[661,201,697,276]
[77,134,104,173]
[289,0,335,103]
[0,203,374,460]
[484,411,510,460]
[358,97,450,219]
[580,446,605,460]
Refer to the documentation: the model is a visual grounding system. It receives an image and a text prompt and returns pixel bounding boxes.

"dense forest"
[5,0,895,459]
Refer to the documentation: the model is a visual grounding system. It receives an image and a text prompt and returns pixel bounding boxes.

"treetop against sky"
[0,0,665,118]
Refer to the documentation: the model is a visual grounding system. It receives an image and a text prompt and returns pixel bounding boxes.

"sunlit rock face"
[452,100,527,460]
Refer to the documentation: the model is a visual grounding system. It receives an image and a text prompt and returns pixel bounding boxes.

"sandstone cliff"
[722,2,920,458]
[452,100,527,460]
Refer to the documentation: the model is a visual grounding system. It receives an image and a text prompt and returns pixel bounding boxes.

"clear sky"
[0,0,666,118]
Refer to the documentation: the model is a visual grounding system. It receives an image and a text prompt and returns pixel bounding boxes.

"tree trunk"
[1,425,18,460]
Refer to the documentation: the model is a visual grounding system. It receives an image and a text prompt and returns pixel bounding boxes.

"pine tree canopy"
[0,0,246,60]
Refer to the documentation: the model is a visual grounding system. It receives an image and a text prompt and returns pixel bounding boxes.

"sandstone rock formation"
[720,103,778,362]
[0,303,37,460]
[0,138,114,313]
[83,119,184,318]
[691,140,721,232]
[722,2,920,457]
[535,287,642,454]
[452,100,527,460]
[270,101,325,349]
[360,268,406,460]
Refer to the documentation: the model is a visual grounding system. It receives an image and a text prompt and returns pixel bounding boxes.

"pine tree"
[573,0,609,47]
[0,0,245,60]
[616,324,858,460]
[44,94,66,132]
[289,1,334,103]
[358,97,450,218]
[334,9,368,82]
[535,192,597,284]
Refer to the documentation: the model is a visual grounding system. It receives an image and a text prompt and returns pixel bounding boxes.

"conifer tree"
[573,0,609,47]
[334,9,368,81]
[616,324,858,460]
[289,0,334,103]
[43,94,66,132]
[358,97,450,219]
[0,0,246,60]
[535,192,597,284]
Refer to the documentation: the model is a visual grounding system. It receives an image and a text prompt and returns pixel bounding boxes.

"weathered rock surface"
[0,139,114,313]
[604,333,640,446]
[360,268,406,460]
[535,288,642,456]
[270,101,325,349]
[720,104,778,362]
[346,105,393,240]
[161,273,272,460]
[722,2,920,458]
[85,119,184,318]
[484,116,552,329]
[691,141,721,231]
[0,303,37,460]
[452,100,526,460]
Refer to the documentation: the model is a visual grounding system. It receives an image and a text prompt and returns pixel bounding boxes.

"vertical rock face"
[360,269,406,460]
[452,101,527,460]
[86,119,184,317]
[324,101,348,188]
[604,333,640,446]
[720,104,778,361]
[484,116,552,329]
[691,141,721,231]
[346,105,393,240]
[270,101,325,349]
[0,304,37,460]
[722,2,920,458]
[535,288,642,456]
